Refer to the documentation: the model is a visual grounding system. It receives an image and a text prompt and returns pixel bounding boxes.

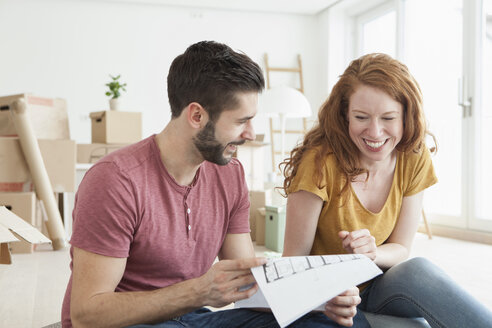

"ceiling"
[104,0,342,15]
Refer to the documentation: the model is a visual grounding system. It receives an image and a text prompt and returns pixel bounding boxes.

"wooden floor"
[1,233,491,328]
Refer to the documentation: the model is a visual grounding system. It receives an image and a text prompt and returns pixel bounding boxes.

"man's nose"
[241,120,255,141]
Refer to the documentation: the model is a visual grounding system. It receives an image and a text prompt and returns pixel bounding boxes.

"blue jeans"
[359,257,492,328]
[127,307,370,327]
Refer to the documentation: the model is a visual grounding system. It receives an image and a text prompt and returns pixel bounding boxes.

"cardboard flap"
[89,111,106,121]
[0,224,19,243]
[0,206,51,244]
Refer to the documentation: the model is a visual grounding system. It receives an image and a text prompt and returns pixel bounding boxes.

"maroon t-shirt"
[62,135,250,327]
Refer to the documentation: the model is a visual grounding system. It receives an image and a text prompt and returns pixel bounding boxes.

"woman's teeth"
[365,139,386,148]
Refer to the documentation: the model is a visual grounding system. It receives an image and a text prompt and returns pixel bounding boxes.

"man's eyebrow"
[238,115,255,121]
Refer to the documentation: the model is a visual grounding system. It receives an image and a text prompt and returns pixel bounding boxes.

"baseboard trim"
[418,224,492,245]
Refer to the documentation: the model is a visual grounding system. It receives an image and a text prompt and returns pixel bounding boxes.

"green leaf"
[106,74,126,97]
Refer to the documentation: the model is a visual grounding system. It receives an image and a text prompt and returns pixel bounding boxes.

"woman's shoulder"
[300,146,337,166]
[293,146,340,184]
[398,144,437,195]
[398,144,433,165]
[288,146,338,200]
[397,144,435,181]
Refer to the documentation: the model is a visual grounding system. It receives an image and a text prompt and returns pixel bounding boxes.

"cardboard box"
[0,137,31,183]
[249,190,272,241]
[77,143,129,164]
[255,207,266,246]
[0,138,76,192]
[0,206,51,264]
[0,94,70,139]
[90,111,142,144]
[0,192,36,253]
[236,140,269,191]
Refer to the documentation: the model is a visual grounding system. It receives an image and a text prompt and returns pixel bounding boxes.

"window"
[350,0,492,232]
[474,0,492,227]
[403,0,463,226]
[356,2,397,57]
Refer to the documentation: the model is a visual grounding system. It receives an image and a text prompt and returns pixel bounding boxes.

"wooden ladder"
[264,53,309,172]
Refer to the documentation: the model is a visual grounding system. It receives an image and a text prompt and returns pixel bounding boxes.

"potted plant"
[105,74,127,110]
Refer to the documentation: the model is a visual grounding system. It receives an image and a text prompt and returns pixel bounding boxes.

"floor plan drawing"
[263,254,362,283]
[235,254,382,328]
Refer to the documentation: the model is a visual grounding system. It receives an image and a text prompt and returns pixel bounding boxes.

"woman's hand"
[323,287,361,327]
[338,229,377,261]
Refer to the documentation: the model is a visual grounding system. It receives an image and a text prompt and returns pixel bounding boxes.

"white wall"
[0,0,323,150]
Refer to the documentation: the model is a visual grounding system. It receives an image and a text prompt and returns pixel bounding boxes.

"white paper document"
[235,254,382,327]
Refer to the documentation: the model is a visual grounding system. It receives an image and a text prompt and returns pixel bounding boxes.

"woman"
[281,53,492,328]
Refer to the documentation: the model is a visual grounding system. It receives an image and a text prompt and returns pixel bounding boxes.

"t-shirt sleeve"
[70,162,137,258]
[287,150,329,202]
[404,146,438,197]
[226,159,251,234]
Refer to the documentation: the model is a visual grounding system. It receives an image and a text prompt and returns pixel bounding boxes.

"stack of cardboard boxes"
[0,94,76,254]
[77,110,142,164]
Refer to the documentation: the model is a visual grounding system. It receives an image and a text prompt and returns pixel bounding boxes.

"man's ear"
[186,102,208,129]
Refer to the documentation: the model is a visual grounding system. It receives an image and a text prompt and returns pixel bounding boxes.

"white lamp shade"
[259,86,312,118]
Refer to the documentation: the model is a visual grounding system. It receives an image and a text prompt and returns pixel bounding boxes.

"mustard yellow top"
[287,147,437,256]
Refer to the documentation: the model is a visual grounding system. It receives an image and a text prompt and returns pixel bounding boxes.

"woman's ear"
[186,102,208,129]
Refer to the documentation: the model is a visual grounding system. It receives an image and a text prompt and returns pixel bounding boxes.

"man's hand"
[197,257,267,308]
[339,229,377,261]
[323,287,361,327]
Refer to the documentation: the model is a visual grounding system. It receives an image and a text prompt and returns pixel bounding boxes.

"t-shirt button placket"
[187,208,191,233]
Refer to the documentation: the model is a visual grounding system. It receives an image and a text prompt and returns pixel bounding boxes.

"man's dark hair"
[167,41,265,121]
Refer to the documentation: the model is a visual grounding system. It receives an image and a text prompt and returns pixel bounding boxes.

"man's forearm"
[72,276,204,328]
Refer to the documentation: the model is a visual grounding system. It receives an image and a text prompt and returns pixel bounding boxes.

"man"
[62,41,365,328]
